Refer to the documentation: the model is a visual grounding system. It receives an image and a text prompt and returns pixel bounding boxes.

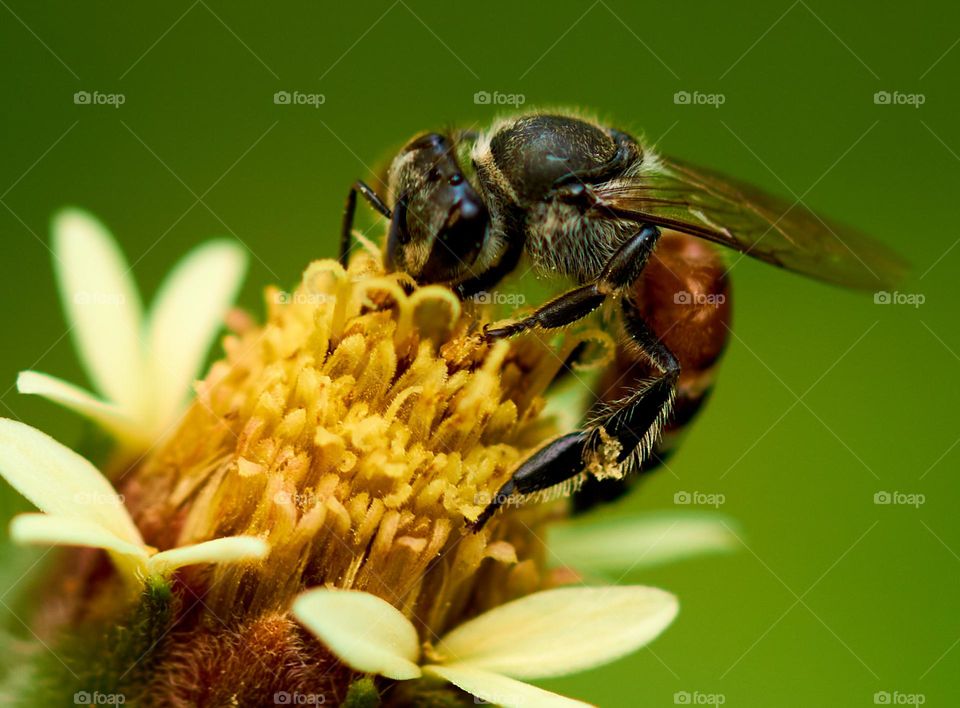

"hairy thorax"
[523,199,639,282]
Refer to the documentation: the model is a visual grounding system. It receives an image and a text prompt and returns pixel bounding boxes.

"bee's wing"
[593,155,908,290]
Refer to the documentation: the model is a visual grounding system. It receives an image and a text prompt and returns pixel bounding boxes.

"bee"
[340,111,907,528]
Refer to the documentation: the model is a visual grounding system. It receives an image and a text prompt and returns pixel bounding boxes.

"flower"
[1,243,737,705]
[292,585,678,707]
[0,417,268,589]
[123,253,604,625]
[17,208,247,450]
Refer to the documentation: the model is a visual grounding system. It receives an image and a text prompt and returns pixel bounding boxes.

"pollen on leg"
[585,427,625,481]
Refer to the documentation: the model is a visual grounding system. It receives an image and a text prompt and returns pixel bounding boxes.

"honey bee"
[340,111,907,528]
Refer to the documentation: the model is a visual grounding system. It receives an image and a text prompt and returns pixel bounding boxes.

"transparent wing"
[593,155,908,290]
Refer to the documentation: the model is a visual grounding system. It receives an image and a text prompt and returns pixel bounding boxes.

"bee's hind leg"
[595,302,679,476]
[471,301,679,531]
[470,429,591,531]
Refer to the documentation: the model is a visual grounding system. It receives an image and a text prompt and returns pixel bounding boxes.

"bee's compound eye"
[427,168,441,183]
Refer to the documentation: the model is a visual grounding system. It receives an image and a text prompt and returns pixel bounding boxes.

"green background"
[1,1,958,705]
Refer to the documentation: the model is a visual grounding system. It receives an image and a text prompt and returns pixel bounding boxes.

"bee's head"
[384,132,489,284]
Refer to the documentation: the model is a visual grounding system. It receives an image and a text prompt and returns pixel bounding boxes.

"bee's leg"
[470,429,591,530]
[339,180,391,267]
[483,224,660,340]
[472,303,678,530]
[597,302,680,471]
[472,226,676,530]
[473,303,678,530]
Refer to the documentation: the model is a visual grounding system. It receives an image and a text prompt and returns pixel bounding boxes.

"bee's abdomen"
[633,229,732,385]
[575,231,731,510]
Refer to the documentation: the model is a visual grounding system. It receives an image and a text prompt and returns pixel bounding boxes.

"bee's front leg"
[339,180,391,266]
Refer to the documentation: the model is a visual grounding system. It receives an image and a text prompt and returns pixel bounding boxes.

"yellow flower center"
[123,251,610,637]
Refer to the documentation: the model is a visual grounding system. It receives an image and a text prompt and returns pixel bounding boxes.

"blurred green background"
[1,1,958,705]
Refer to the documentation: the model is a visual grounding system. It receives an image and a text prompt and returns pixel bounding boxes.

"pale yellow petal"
[145,240,247,431]
[548,512,740,575]
[424,664,592,708]
[9,513,147,558]
[16,371,144,445]
[292,589,422,680]
[147,535,269,575]
[0,418,142,545]
[9,513,148,582]
[434,586,678,679]
[51,208,145,414]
